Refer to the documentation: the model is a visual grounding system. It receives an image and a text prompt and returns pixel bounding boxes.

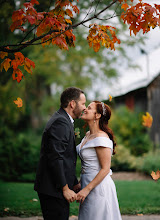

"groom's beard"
[73,103,82,119]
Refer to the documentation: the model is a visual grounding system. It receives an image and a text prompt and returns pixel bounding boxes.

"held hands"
[63,184,77,203]
[76,187,90,204]
[63,184,90,204]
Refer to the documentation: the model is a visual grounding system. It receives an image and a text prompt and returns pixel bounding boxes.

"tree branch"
[0,0,119,53]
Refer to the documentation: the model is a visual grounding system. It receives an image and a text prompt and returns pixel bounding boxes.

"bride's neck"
[88,121,100,135]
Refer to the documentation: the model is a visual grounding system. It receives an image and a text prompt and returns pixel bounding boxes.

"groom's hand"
[63,184,77,203]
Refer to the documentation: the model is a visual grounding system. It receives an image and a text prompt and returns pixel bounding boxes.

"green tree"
[110,106,153,156]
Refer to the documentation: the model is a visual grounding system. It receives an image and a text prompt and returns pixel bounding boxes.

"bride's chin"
[81,115,87,120]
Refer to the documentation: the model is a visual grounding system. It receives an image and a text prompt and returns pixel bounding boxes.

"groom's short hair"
[60,87,84,108]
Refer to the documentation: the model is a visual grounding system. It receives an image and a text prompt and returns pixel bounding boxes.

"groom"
[34,87,86,220]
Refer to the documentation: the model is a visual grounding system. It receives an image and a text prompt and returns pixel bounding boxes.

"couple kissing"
[34,87,122,220]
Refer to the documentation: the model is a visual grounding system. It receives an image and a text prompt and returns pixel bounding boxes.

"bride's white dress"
[76,137,122,220]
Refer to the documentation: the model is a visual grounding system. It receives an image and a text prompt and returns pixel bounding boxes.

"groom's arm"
[47,117,70,188]
[46,117,77,202]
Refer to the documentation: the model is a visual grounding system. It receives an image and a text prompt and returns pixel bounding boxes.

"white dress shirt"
[67,113,74,124]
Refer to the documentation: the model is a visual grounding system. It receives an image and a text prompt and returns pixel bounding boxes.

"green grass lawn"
[0,180,160,217]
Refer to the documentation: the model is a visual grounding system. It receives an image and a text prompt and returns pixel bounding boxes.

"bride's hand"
[76,187,90,204]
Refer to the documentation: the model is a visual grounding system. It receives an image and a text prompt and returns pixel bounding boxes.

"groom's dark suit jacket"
[34,108,78,199]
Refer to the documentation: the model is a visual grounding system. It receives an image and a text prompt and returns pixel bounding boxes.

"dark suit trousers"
[38,193,69,220]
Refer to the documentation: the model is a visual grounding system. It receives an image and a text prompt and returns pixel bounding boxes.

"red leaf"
[37,12,44,20]
[30,0,39,5]
[12,9,24,22]
[26,15,36,24]
[11,59,21,70]
[12,69,24,83]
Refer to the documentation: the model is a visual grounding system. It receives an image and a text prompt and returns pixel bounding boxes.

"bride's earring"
[94,119,96,123]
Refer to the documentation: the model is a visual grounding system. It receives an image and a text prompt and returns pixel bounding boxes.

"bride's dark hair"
[94,101,116,155]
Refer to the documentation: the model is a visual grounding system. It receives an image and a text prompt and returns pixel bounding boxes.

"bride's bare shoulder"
[97,131,109,138]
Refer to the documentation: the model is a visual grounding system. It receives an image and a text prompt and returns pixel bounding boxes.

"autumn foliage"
[142,112,153,128]
[13,97,23,108]
[1,0,160,107]
[151,170,160,181]
[1,0,160,80]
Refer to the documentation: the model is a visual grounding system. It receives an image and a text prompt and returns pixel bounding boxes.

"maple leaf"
[12,9,24,22]
[15,52,25,64]
[11,59,21,70]
[109,95,112,102]
[52,36,69,50]
[121,3,129,11]
[30,0,39,5]
[10,20,24,32]
[93,42,101,52]
[72,5,79,14]
[26,15,36,25]
[0,51,8,59]
[65,19,72,24]
[1,58,11,72]
[37,12,44,21]
[14,97,23,107]
[24,57,35,73]
[87,24,120,52]
[12,69,24,83]
[121,1,160,36]
[66,9,73,18]
[151,170,160,181]
[142,112,153,128]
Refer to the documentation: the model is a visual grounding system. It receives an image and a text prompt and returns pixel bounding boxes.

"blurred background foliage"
[0,0,153,182]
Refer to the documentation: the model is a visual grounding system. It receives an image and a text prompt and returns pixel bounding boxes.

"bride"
[76,101,122,220]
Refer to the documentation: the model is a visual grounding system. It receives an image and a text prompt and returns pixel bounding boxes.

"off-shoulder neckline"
[80,136,111,150]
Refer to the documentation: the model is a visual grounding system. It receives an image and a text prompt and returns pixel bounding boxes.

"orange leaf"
[93,42,101,52]
[11,59,21,70]
[142,112,153,128]
[24,57,35,73]
[109,95,112,102]
[14,97,23,107]
[121,3,129,11]
[15,52,25,64]
[1,58,11,72]
[66,9,73,18]
[65,19,72,24]
[151,170,160,181]
[0,51,8,59]
[12,69,24,83]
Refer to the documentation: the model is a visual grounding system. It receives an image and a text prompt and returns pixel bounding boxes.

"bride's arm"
[77,147,111,203]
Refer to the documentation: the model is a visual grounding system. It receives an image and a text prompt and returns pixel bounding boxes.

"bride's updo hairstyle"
[94,101,116,155]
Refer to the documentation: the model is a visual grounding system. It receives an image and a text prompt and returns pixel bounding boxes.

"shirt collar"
[67,113,74,124]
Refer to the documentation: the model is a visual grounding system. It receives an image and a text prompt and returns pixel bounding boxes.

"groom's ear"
[70,100,76,109]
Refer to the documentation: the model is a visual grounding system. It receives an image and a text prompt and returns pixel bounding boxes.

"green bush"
[0,127,41,182]
[111,145,137,171]
[110,106,153,156]
[137,149,160,175]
